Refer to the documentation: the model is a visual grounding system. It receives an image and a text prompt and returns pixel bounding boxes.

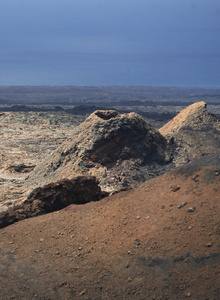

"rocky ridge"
[0,101,219,216]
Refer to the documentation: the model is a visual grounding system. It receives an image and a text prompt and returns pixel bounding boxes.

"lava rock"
[0,176,103,228]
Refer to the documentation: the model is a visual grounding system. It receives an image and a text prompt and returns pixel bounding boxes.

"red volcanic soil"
[0,163,219,299]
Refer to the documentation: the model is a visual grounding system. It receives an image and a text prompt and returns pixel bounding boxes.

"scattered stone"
[134,239,141,246]
[78,290,86,296]
[187,207,196,213]
[170,185,180,192]
[178,202,188,209]
[206,242,213,247]
[184,292,191,297]
[192,175,199,182]
[214,170,219,176]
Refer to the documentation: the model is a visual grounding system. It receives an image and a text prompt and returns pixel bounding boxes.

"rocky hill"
[27,110,171,193]
[160,101,220,166]
[27,102,219,193]
[0,102,219,214]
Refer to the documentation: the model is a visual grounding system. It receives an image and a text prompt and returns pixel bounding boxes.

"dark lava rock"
[0,176,103,228]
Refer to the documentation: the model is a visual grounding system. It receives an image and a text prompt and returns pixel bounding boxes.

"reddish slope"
[0,161,219,299]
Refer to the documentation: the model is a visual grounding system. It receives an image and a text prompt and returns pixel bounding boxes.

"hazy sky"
[0,0,220,86]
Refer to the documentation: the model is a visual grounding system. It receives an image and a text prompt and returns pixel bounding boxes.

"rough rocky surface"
[0,100,220,299]
[0,176,104,228]
[0,159,219,299]
[159,101,220,166]
[0,102,219,213]
[0,111,83,170]
[0,111,83,211]
[27,110,171,193]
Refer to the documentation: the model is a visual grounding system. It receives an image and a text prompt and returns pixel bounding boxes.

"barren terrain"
[0,160,219,299]
[0,111,83,211]
[0,87,219,299]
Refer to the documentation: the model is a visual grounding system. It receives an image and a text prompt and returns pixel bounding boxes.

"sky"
[0,0,220,87]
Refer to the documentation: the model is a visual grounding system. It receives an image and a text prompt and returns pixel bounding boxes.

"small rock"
[187,207,196,212]
[188,225,192,230]
[178,202,188,209]
[79,290,86,296]
[192,174,199,182]
[40,238,44,242]
[134,239,141,246]
[206,242,213,247]
[170,185,180,192]
[161,205,165,209]
[184,292,191,297]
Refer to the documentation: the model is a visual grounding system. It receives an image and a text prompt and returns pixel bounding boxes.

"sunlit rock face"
[159,101,220,166]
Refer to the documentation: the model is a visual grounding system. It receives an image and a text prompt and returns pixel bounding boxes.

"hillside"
[0,156,219,299]
[0,97,220,299]
[0,101,219,215]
